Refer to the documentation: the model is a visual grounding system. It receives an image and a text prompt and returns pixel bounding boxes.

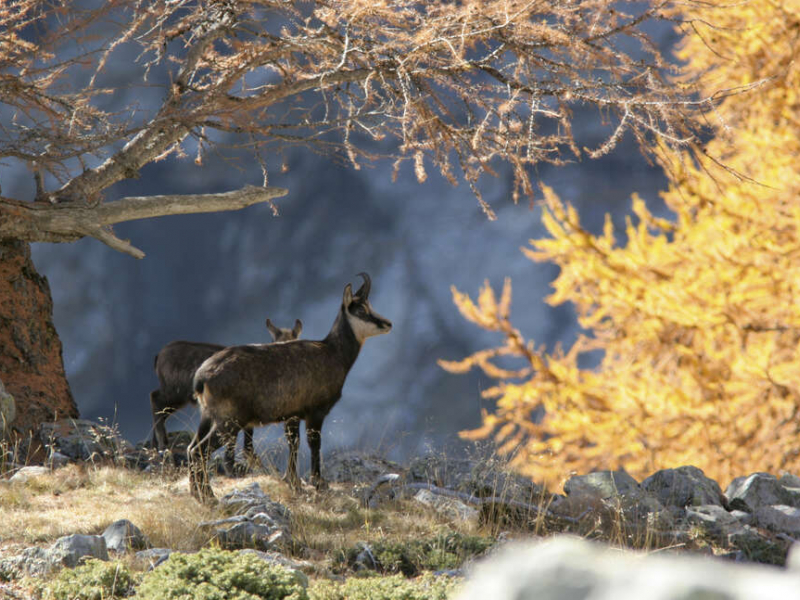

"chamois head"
[343,272,392,343]
[266,318,303,342]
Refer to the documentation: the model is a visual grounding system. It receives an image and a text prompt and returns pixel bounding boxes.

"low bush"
[39,559,136,600]
[135,548,308,600]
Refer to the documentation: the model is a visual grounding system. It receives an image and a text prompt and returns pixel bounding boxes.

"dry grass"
[0,464,217,551]
[0,464,491,571]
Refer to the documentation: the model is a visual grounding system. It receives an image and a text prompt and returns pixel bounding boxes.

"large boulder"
[39,419,132,462]
[47,534,109,569]
[102,519,150,553]
[563,470,640,499]
[642,466,725,508]
[726,473,800,512]
[455,535,800,600]
[319,450,402,484]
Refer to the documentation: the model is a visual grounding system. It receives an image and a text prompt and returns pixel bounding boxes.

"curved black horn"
[354,272,371,299]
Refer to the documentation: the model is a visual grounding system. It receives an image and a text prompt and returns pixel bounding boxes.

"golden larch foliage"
[442,0,800,490]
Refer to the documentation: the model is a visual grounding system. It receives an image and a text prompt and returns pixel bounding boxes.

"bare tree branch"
[0,185,287,258]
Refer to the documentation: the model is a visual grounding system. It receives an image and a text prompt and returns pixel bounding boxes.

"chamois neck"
[323,307,362,368]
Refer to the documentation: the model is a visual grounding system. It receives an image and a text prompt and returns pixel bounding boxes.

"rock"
[320,450,402,483]
[39,419,132,462]
[684,504,743,543]
[47,534,108,568]
[407,454,545,505]
[102,519,150,553]
[455,535,800,600]
[135,548,173,569]
[0,379,15,436]
[564,470,640,499]
[753,505,800,537]
[726,473,798,512]
[0,547,53,579]
[414,488,480,521]
[202,483,293,551]
[729,526,789,566]
[9,465,50,483]
[780,473,800,489]
[641,466,725,508]
[239,549,313,575]
[47,450,71,468]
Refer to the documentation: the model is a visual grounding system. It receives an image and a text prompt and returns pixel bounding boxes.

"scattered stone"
[684,504,743,543]
[408,455,545,505]
[779,473,800,489]
[48,534,109,568]
[8,465,50,483]
[239,549,314,575]
[135,548,173,570]
[564,470,640,499]
[414,488,479,521]
[726,473,798,512]
[39,419,131,462]
[455,535,800,600]
[201,483,293,551]
[102,519,150,553]
[754,505,800,537]
[320,450,402,483]
[642,466,725,508]
[728,526,789,566]
[0,547,53,579]
[47,450,71,468]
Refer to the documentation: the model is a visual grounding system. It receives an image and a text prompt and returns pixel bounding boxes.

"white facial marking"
[345,301,390,343]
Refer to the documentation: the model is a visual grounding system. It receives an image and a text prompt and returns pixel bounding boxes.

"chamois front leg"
[150,390,171,450]
[283,417,302,490]
[306,412,329,490]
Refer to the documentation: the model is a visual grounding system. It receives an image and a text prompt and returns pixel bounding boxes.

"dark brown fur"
[150,319,301,471]
[189,274,391,501]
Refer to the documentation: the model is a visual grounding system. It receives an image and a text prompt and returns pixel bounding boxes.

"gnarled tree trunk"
[0,240,77,440]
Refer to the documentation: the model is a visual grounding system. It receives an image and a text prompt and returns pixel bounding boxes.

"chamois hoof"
[281,473,303,491]
[311,477,329,491]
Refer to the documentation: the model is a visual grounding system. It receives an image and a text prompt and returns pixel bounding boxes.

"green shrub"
[39,559,136,600]
[136,548,308,600]
[309,573,459,600]
[340,532,494,576]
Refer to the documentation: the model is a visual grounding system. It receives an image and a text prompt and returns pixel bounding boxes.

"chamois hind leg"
[306,411,329,491]
[150,390,172,450]
[283,417,302,490]
[188,416,217,503]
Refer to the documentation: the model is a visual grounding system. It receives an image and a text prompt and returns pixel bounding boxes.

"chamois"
[150,318,302,471]
[189,273,391,501]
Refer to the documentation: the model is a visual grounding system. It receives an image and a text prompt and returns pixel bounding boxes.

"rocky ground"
[3,419,800,599]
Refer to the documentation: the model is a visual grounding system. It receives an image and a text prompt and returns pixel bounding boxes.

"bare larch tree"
[0,0,716,439]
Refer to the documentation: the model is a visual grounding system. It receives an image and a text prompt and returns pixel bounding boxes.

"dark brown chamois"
[189,273,391,501]
[150,318,302,471]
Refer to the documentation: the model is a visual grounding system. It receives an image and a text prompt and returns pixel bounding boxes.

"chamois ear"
[342,283,354,307]
[292,319,303,338]
[266,318,278,338]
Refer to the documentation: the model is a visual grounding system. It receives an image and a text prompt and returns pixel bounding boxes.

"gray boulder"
[455,535,800,600]
[642,466,725,508]
[684,504,743,543]
[726,473,799,512]
[202,483,293,551]
[408,454,545,504]
[729,526,789,566]
[102,519,150,553]
[48,534,109,568]
[8,465,50,483]
[564,470,640,499]
[319,451,402,483]
[413,488,479,521]
[39,419,131,462]
[754,505,800,537]
[135,548,173,570]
